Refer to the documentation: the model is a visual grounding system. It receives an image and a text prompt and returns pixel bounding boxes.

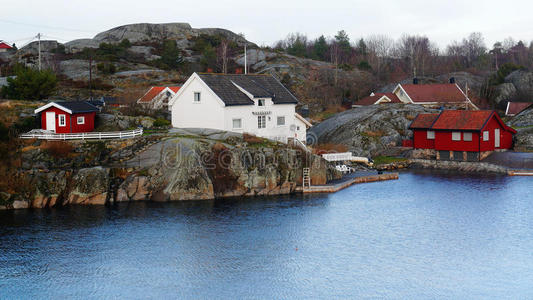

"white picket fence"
[19,128,143,140]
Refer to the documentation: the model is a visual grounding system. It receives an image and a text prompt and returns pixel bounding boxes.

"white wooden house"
[168,73,311,143]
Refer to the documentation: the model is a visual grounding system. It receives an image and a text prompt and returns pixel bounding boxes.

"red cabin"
[409,110,516,161]
[34,101,99,133]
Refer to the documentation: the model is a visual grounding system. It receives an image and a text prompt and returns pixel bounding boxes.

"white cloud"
[1,0,532,49]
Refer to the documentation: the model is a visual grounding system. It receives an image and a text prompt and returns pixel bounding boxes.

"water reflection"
[1,172,532,299]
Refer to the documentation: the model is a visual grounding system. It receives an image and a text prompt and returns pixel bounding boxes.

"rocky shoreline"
[0,129,342,210]
[375,158,510,175]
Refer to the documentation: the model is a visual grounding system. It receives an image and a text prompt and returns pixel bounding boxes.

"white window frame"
[77,116,85,125]
[258,99,265,106]
[277,116,285,126]
[426,130,435,140]
[483,131,489,141]
[58,114,66,127]
[452,132,461,141]
[193,92,201,103]
[463,132,472,141]
[257,115,266,129]
[232,118,242,129]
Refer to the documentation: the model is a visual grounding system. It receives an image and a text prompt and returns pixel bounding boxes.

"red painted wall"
[413,130,435,149]
[412,114,515,152]
[434,131,480,152]
[40,107,96,133]
[479,116,514,151]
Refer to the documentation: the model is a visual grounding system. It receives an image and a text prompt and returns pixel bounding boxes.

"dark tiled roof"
[57,101,99,113]
[401,83,468,103]
[198,73,298,106]
[409,113,440,129]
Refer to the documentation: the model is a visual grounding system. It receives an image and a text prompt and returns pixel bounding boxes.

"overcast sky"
[2,0,532,50]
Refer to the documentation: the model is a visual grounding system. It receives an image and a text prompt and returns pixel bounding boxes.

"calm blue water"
[1,171,533,299]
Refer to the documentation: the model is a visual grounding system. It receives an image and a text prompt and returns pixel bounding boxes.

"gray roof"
[198,73,298,106]
[56,101,99,113]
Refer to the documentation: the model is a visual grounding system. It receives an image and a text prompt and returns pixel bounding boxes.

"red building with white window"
[409,110,516,161]
[34,101,99,133]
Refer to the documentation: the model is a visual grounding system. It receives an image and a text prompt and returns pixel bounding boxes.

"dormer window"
[258,99,265,106]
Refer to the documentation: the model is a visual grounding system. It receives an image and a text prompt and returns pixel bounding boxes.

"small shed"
[409,110,516,155]
[34,101,99,133]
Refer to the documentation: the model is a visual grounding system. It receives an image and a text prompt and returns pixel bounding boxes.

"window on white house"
[77,116,85,125]
[463,132,472,141]
[258,99,265,106]
[257,116,266,128]
[297,126,300,131]
[483,131,489,141]
[277,116,285,126]
[194,92,201,102]
[427,131,435,140]
[452,132,461,141]
[59,114,66,127]
[232,118,242,129]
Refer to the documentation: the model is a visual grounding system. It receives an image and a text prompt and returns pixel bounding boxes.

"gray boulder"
[505,70,533,98]
[93,22,252,46]
[59,59,91,79]
[19,40,61,55]
[493,83,517,104]
[65,39,100,53]
[309,104,438,157]
[235,49,267,66]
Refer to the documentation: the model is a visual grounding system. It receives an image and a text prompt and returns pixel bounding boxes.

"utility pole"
[244,43,247,75]
[37,33,41,71]
[89,50,93,100]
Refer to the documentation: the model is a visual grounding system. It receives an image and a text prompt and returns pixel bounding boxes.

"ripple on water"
[1,172,533,298]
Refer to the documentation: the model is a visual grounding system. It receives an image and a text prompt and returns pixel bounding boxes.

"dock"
[508,170,533,176]
[296,172,399,194]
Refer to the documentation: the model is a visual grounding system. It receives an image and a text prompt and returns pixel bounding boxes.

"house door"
[495,129,500,148]
[46,111,56,132]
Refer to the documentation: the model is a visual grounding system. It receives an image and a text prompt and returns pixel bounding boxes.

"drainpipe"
[478,131,481,161]
[70,115,73,133]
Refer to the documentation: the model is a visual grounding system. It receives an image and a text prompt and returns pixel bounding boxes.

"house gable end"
[168,73,226,109]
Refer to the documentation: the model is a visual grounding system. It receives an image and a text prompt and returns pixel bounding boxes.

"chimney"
[413,78,419,85]
[450,77,456,84]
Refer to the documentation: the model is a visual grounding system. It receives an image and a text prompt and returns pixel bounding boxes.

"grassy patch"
[512,125,533,130]
[372,156,408,165]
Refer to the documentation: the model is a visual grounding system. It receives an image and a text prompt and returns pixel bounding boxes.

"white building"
[168,73,311,143]
[137,86,181,109]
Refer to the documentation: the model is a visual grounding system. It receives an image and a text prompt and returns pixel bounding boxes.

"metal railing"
[19,128,143,140]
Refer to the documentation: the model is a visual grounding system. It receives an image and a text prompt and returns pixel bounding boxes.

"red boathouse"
[409,110,516,161]
[34,101,99,133]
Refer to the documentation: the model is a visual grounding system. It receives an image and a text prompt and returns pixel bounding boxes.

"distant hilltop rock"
[19,40,61,55]
[92,22,253,46]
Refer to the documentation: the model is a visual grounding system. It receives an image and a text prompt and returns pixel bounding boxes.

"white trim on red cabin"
[34,102,73,114]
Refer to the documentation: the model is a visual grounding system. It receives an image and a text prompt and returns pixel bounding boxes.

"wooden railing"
[19,128,143,140]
